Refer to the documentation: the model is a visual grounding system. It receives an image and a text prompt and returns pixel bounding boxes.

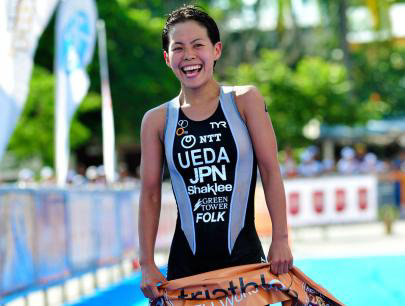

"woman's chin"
[181,78,207,89]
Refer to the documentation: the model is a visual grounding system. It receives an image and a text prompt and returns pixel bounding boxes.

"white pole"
[97,19,116,184]
[55,0,69,187]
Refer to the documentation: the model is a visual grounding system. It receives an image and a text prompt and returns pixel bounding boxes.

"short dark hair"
[162,5,220,53]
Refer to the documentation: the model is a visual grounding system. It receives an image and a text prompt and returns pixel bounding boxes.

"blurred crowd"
[2,146,405,187]
[8,163,140,188]
[280,145,405,178]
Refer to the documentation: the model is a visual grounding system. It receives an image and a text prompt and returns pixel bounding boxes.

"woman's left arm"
[236,85,293,275]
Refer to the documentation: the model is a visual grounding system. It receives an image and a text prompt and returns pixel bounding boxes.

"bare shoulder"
[141,103,167,142]
[232,85,265,121]
[142,103,167,124]
[234,85,263,103]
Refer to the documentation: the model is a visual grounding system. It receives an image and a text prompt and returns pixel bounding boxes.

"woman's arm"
[138,107,167,298]
[235,85,293,275]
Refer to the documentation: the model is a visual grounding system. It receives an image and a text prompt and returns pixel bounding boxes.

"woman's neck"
[179,80,220,107]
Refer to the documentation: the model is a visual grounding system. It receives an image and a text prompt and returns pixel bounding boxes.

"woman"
[139,5,293,300]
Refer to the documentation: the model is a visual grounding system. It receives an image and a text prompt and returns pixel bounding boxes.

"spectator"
[355,144,367,163]
[17,168,35,187]
[96,165,107,184]
[39,166,54,185]
[66,169,77,185]
[337,146,359,174]
[359,153,377,173]
[71,173,86,186]
[307,145,320,160]
[282,146,297,177]
[392,149,405,171]
[298,149,323,177]
[119,163,138,186]
[322,159,335,174]
[85,166,98,183]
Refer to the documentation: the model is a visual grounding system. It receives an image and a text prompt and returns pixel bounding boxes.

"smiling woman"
[163,20,221,89]
[138,5,293,303]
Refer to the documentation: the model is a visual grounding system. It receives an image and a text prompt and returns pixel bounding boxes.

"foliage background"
[4,0,405,171]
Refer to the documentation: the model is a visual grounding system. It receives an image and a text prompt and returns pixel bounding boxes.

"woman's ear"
[164,51,171,67]
[213,41,222,61]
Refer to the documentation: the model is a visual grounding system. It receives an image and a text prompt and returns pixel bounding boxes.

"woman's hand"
[267,238,293,275]
[140,263,167,299]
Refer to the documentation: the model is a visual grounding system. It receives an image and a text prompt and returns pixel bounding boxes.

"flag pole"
[97,19,116,184]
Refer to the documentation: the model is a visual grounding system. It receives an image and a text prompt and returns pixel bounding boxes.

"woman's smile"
[181,64,203,78]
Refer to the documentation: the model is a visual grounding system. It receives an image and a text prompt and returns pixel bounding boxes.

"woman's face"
[164,20,222,89]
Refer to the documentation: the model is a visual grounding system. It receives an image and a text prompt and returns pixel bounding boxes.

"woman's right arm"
[138,107,166,299]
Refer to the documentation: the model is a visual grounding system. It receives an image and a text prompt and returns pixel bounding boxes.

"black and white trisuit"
[164,86,265,280]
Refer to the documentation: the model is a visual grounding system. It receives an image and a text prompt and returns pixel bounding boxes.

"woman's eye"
[172,47,182,51]
[195,44,204,48]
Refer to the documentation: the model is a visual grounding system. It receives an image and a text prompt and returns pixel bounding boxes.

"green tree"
[224,50,387,147]
[35,0,180,147]
[7,66,100,166]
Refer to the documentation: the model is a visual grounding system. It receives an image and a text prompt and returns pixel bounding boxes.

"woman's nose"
[184,47,196,60]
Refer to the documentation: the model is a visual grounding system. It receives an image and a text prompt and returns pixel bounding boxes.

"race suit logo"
[188,183,232,196]
[177,147,230,184]
[210,121,227,129]
[194,196,229,223]
[176,120,188,136]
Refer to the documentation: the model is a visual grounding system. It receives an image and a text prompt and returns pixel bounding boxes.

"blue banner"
[117,191,137,257]
[35,191,69,282]
[66,191,97,272]
[94,191,120,265]
[55,0,97,185]
[0,191,35,295]
[0,188,140,299]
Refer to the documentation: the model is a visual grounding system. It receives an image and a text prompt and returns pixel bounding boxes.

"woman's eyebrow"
[173,38,203,45]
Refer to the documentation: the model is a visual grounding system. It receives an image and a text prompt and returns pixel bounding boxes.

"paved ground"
[154,220,405,265]
[263,220,405,259]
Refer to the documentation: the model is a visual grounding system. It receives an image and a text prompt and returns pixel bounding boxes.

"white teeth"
[183,65,201,71]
